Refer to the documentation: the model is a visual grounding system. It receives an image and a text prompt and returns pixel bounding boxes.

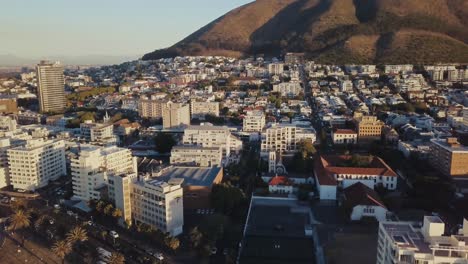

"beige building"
[377,216,468,264]
[354,114,384,143]
[331,129,357,144]
[36,61,66,113]
[261,123,316,156]
[8,139,66,191]
[190,101,219,120]
[430,138,468,177]
[80,121,117,145]
[162,102,190,129]
[170,145,222,167]
[138,99,167,119]
[243,110,265,132]
[0,99,18,114]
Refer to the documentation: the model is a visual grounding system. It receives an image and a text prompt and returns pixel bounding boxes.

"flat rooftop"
[157,166,222,187]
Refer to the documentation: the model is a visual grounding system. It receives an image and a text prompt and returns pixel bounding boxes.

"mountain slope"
[143,0,468,63]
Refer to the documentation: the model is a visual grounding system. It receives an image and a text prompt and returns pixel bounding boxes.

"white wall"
[350,205,387,222]
[319,185,337,200]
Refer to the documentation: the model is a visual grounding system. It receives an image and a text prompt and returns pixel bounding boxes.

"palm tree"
[52,240,72,264]
[103,204,114,216]
[95,200,105,213]
[9,209,31,246]
[107,252,125,264]
[66,226,88,245]
[112,208,122,219]
[34,215,47,231]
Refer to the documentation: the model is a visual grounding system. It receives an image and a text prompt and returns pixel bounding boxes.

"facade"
[170,145,222,167]
[268,176,294,194]
[8,139,66,191]
[0,138,12,188]
[130,177,184,236]
[429,138,468,177]
[71,145,137,202]
[80,121,117,145]
[190,101,219,119]
[243,110,266,132]
[343,182,387,222]
[162,102,191,129]
[377,216,468,264]
[138,99,166,119]
[0,116,17,132]
[0,98,18,114]
[355,114,384,143]
[268,63,284,76]
[261,123,316,156]
[273,82,302,97]
[36,61,66,113]
[331,129,357,144]
[182,125,243,158]
[314,155,398,200]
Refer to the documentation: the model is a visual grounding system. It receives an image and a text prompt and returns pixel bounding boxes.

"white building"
[268,63,284,76]
[331,129,357,144]
[162,102,191,129]
[190,101,219,120]
[8,139,66,191]
[243,110,266,132]
[384,64,413,74]
[0,116,17,132]
[273,82,302,97]
[80,121,117,145]
[170,145,222,167]
[261,123,316,156]
[377,216,468,264]
[71,145,137,202]
[268,176,294,195]
[343,182,387,222]
[340,80,353,92]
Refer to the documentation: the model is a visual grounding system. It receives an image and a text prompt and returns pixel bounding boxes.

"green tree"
[9,209,31,246]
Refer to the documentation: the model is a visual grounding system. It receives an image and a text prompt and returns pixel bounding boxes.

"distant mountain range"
[0,54,139,67]
[143,0,468,64]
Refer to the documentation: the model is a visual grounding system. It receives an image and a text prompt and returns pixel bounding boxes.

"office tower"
[36,60,66,113]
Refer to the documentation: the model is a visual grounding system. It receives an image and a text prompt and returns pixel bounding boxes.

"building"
[0,138,11,188]
[182,124,243,159]
[190,101,219,120]
[238,196,318,263]
[130,176,184,236]
[8,139,66,191]
[377,216,468,264]
[0,116,17,132]
[429,138,468,177]
[138,99,167,119]
[268,176,294,195]
[354,114,384,143]
[261,123,316,156]
[243,110,265,132]
[273,82,302,97]
[331,129,357,144]
[268,63,284,76]
[36,61,66,113]
[343,182,387,222]
[314,155,398,200]
[71,145,137,202]
[284,53,305,64]
[80,121,117,145]
[150,166,223,209]
[0,98,18,114]
[162,102,190,129]
[170,145,222,167]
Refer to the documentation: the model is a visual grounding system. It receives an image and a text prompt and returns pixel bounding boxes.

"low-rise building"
[343,182,387,222]
[331,129,357,144]
[170,145,222,167]
[268,176,294,194]
[243,110,265,132]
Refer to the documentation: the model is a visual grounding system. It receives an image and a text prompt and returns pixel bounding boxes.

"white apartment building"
[377,216,468,264]
[273,82,302,97]
[8,139,66,191]
[340,80,353,92]
[268,63,284,76]
[0,138,11,188]
[138,99,167,119]
[170,145,222,167]
[130,177,184,236]
[261,123,316,156]
[162,102,191,129]
[80,121,117,145]
[384,64,414,74]
[243,110,266,132]
[0,116,17,132]
[190,101,219,120]
[182,124,243,158]
[71,145,137,202]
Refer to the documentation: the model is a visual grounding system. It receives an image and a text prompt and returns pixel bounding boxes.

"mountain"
[143,0,468,64]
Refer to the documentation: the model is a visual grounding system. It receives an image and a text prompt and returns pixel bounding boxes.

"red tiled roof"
[343,182,386,209]
[334,129,357,135]
[269,176,293,186]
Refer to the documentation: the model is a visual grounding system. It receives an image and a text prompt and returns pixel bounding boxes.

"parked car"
[210,247,217,255]
[109,230,119,238]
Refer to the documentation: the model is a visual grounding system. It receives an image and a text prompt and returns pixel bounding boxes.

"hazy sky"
[0,0,253,58]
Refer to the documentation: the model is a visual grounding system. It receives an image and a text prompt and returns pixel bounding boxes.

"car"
[17,189,26,193]
[49,219,55,225]
[155,253,164,260]
[54,204,60,209]
[210,247,217,255]
[109,230,119,238]
[87,220,93,226]
[66,210,73,216]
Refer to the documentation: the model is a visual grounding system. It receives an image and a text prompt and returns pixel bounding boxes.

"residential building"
[80,121,117,145]
[268,176,293,194]
[314,155,398,200]
[354,114,384,143]
[0,138,11,188]
[170,145,222,167]
[261,123,316,156]
[190,101,219,119]
[36,60,66,113]
[343,182,387,222]
[268,63,284,76]
[0,116,17,132]
[243,110,265,132]
[138,99,167,119]
[429,138,468,177]
[377,216,468,264]
[8,139,66,191]
[0,98,18,114]
[71,145,137,202]
[273,82,302,97]
[162,102,190,129]
[331,129,357,144]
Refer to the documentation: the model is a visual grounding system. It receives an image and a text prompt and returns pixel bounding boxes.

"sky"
[0,0,253,59]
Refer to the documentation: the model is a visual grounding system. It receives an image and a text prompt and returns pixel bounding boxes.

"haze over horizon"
[0,0,252,65]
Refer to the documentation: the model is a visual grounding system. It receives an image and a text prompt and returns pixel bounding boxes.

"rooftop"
[156,166,222,187]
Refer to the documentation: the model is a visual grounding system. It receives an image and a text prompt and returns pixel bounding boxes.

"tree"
[165,236,180,251]
[108,252,125,264]
[95,200,105,213]
[34,215,47,231]
[66,226,88,245]
[112,208,123,219]
[103,204,114,216]
[52,240,72,264]
[9,209,31,246]
[298,139,316,159]
[100,230,108,240]
[211,183,246,215]
[189,227,203,248]
[154,133,176,154]
[199,214,227,243]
